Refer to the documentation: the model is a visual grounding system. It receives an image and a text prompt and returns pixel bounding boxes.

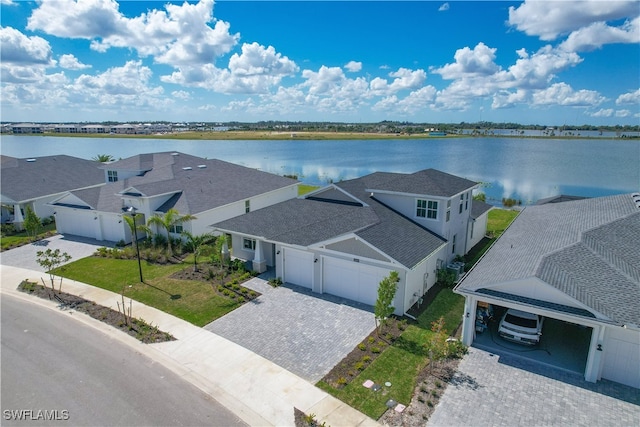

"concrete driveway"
[205,278,376,383]
[0,234,111,271]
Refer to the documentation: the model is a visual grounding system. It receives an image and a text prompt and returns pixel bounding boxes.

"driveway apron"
[205,279,376,383]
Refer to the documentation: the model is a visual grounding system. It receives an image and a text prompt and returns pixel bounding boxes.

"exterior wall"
[467,210,489,250]
[601,326,640,388]
[54,207,126,242]
[404,245,447,313]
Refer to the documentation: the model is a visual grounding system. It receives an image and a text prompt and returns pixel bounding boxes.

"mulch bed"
[17,280,175,343]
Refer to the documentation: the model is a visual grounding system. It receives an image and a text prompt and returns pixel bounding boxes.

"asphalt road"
[1,294,247,427]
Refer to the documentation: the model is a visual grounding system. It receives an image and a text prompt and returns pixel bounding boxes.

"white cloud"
[616,109,632,117]
[560,16,640,52]
[492,89,529,109]
[507,45,582,89]
[432,43,500,79]
[372,86,437,114]
[0,26,53,65]
[58,54,91,70]
[27,0,239,65]
[532,83,605,107]
[590,108,614,117]
[1,0,16,5]
[171,90,190,100]
[344,61,362,72]
[508,0,638,41]
[616,88,640,105]
[438,3,450,12]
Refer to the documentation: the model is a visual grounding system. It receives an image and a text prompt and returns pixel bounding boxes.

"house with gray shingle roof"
[455,193,640,388]
[213,168,490,315]
[48,152,298,243]
[1,155,105,229]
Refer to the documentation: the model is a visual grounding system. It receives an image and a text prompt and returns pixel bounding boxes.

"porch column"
[252,239,267,273]
[460,296,477,346]
[13,204,24,230]
[584,324,605,383]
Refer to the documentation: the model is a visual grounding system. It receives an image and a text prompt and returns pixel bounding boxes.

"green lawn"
[317,287,464,419]
[487,208,519,237]
[298,184,319,196]
[1,223,57,250]
[53,257,241,326]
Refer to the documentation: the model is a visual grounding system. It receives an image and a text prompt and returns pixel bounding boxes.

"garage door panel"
[283,248,313,289]
[602,327,640,388]
[323,257,391,307]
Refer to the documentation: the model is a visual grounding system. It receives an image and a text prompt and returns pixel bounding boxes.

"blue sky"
[1,0,638,125]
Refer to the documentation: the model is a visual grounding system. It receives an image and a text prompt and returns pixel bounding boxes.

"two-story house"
[49,152,299,243]
[212,168,491,315]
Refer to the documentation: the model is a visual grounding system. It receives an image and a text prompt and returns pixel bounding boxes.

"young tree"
[122,213,145,249]
[374,270,399,334]
[182,231,216,271]
[146,208,196,257]
[36,248,72,296]
[92,154,115,162]
[23,205,41,241]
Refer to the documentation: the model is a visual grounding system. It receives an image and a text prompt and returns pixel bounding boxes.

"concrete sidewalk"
[0,265,380,427]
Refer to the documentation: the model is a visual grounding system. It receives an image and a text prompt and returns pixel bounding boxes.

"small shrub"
[241,288,248,294]
[377,340,386,347]
[237,296,245,303]
[230,293,236,299]
[249,291,257,298]
[337,377,347,385]
[354,361,365,371]
[418,396,425,403]
[232,284,240,291]
[420,385,428,393]
[427,400,434,407]
[362,355,371,363]
[223,289,231,296]
[368,337,375,344]
[371,346,381,354]
[268,277,283,287]
[435,380,442,388]
[347,371,355,377]
[385,332,394,341]
[398,319,408,330]
[217,285,224,292]
[358,343,367,351]
[431,390,439,397]
[115,239,126,248]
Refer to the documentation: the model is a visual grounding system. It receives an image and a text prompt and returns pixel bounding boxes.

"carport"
[472,303,592,374]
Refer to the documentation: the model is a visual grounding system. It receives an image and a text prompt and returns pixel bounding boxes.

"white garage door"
[283,248,313,288]
[602,326,640,388]
[56,210,97,239]
[323,257,391,306]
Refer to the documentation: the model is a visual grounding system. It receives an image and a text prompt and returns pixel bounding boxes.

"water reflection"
[1,135,637,206]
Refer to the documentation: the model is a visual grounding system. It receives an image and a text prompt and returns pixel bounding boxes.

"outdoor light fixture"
[597,344,603,351]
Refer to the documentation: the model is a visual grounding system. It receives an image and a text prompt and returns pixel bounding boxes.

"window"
[243,238,256,250]
[465,192,469,210]
[446,210,451,222]
[416,199,438,219]
[108,170,118,182]
[169,224,183,234]
[452,234,457,254]
[245,200,251,213]
[446,200,451,222]
[459,194,464,214]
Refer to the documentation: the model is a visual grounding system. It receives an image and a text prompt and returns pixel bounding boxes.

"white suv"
[498,308,544,345]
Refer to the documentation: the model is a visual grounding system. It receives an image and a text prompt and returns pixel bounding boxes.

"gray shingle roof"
[458,193,640,326]
[471,200,493,219]
[1,155,104,203]
[213,170,448,269]
[69,152,297,215]
[366,168,477,197]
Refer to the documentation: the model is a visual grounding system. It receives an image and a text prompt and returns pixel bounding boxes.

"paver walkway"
[427,347,640,427]
[205,278,376,382]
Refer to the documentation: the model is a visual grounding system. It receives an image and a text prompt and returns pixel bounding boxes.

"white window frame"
[245,200,251,213]
[108,170,118,182]
[243,238,256,251]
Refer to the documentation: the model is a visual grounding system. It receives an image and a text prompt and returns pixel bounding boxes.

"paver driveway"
[0,234,111,271]
[427,347,640,427]
[205,278,376,383]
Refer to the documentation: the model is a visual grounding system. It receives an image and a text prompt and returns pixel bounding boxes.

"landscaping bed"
[17,280,175,343]
[169,265,261,303]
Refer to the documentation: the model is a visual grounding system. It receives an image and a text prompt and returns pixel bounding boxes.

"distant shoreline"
[5,130,638,141]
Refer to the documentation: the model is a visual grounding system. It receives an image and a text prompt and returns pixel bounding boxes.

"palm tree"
[92,154,115,162]
[182,231,216,271]
[122,213,145,249]
[146,208,196,257]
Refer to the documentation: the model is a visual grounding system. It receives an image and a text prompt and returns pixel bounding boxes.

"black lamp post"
[124,206,143,283]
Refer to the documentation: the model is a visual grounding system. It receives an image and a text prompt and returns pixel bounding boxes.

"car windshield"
[505,313,537,329]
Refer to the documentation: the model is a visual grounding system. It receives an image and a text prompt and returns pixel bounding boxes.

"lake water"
[1,135,638,206]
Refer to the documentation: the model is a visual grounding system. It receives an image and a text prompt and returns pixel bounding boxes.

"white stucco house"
[212,169,492,316]
[48,152,298,243]
[455,193,640,389]
[1,155,105,229]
